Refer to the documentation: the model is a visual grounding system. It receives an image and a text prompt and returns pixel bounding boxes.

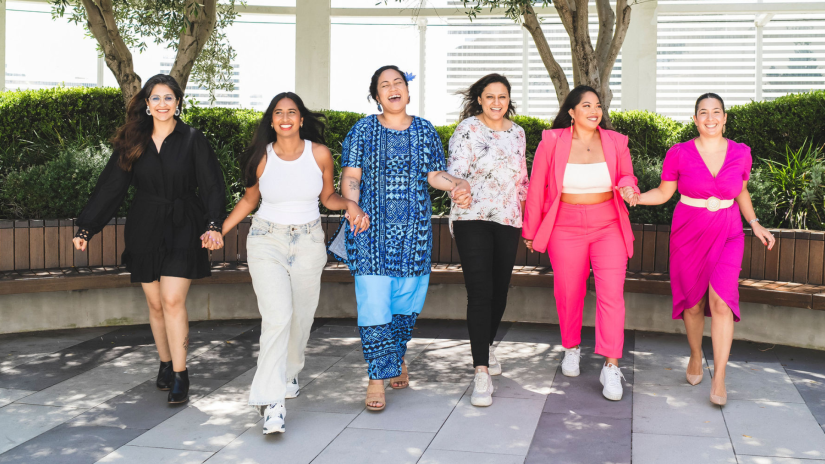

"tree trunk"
[79,0,141,104]
[522,3,570,106]
[170,0,219,94]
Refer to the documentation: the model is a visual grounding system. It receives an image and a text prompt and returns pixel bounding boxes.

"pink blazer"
[522,126,640,257]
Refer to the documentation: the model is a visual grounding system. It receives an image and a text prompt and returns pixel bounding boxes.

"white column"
[522,28,530,116]
[620,0,658,111]
[295,0,331,110]
[0,1,6,91]
[418,19,427,118]
[754,14,773,101]
[97,55,105,87]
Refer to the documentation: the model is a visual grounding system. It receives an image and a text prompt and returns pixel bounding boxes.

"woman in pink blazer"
[523,85,639,401]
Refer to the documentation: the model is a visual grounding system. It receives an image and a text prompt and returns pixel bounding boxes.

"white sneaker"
[471,371,494,407]
[285,377,300,399]
[262,403,286,434]
[488,346,502,376]
[561,347,581,377]
[600,363,626,401]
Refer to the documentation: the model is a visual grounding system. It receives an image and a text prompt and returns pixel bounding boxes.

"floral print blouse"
[447,116,529,231]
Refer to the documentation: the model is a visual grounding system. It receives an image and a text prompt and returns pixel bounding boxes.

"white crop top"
[561,162,613,194]
[256,140,324,225]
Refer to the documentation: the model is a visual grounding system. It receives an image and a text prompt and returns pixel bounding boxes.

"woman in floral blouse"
[447,73,529,407]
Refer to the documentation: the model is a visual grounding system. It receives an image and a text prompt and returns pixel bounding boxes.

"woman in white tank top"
[214,92,369,435]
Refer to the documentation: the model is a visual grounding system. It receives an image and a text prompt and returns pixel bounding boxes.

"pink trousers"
[547,200,627,359]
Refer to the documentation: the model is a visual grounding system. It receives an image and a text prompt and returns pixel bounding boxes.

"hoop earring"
[146,108,151,116]
[174,108,180,117]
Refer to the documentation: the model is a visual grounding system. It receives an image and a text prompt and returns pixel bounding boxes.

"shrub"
[610,110,685,161]
[0,142,133,219]
[759,141,825,229]
[677,90,825,163]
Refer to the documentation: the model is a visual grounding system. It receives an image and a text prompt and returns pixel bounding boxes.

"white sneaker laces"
[604,364,626,389]
[562,350,579,367]
[474,373,489,393]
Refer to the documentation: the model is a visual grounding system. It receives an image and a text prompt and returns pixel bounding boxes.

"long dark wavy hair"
[240,92,327,187]
[551,85,609,130]
[457,73,517,122]
[112,74,183,171]
[368,65,408,111]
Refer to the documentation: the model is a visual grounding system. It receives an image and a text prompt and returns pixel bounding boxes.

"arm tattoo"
[348,179,360,192]
[440,174,456,185]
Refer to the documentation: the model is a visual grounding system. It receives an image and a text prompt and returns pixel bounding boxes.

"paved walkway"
[0,319,824,463]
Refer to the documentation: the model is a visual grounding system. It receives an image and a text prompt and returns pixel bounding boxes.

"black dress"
[75,120,226,283]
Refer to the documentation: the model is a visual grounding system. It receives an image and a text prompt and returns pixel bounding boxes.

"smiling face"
[478,82,510,122]
[145,84,179,122]
[375,69,409,113]
[693,98,727,137]
[568,91,603,130]
[271,97,303,138]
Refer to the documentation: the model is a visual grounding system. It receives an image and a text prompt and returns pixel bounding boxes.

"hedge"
[1,86,824,227]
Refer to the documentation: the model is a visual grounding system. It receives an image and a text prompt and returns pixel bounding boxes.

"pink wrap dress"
[662,139,752,322]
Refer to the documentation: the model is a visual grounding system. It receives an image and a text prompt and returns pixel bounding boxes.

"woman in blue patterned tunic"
[329,65,472,411]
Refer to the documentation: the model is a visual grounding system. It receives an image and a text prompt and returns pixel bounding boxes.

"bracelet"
[748,218,759,226]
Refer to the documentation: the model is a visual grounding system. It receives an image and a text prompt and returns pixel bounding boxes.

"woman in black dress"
[72,74,226,404]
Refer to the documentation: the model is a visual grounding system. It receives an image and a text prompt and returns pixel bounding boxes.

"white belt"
[680,195,733,212]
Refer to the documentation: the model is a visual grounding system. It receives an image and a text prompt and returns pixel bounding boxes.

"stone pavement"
[0,318,824,463]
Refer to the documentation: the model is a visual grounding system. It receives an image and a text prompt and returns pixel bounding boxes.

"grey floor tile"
[501,323,563,345]
[312,428,433,464]
[429,395,544,456]
[303,337,360,357]
[418,449,526,464]
[710,361,804,403]
[0,423,144,464]
[206,410,355,464]
[72,378,227,430]
[0,388,34,407]
[16,364,152,409]
[632,433,736,464]
[407,339,475,383]
[288,365,369,414]
[725,399,825,459]
[703,337,781,365]
[126,368,260,452]
[0,404,85,454]
[782,362,825,426]
[348,381,465,433]
[0,327,117,372]
[491,341,560,401]
[292,355,343,389]
[737,456,825,464]
[309,325,361,339]
[633,383,728,437]
[525,412,631,464]
[544,353,633,419]
[96,446,214,464]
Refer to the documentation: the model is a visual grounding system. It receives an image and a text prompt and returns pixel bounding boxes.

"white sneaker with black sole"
[471,371,494,407]
[561,346,581,377]
[488,346,502,376]
[599,363,626,401]
[262,402,286,434]
[285,377,300,399]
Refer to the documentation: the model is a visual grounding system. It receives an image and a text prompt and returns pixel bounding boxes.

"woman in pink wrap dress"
[627,94,775,406]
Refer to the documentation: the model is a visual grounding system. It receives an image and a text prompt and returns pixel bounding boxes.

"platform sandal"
[365,383,386,411]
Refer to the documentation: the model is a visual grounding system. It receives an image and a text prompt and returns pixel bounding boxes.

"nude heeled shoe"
[710,384,727,406]
[686,369,703,386]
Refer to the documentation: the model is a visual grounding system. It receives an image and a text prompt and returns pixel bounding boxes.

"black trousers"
[453,220,522,367]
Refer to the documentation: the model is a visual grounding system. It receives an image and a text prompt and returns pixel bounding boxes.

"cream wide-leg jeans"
[246,216,327,406]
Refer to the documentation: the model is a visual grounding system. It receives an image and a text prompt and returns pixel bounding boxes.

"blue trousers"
[356,275,429,380]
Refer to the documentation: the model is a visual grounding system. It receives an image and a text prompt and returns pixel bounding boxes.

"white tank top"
[561,162,613,194]
[256,140,323,225]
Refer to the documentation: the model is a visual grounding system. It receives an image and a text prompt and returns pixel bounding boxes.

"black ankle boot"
[156,361,174,391]
[168,369,190,404]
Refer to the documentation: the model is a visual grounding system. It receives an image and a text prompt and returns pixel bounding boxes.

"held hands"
[199,230,224,250]
[345,201,370,235]
[618,186,640,207]
[752,223,776,251]
[524,239,534,253]
[450,179,473,209]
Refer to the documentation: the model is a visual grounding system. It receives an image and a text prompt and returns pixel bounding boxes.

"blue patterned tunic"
[340,115,447,277]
